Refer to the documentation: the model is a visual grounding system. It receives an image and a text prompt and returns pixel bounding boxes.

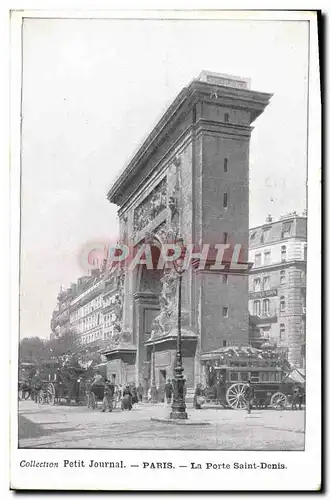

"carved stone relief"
[150,268,191,340]
[133,178,167,233]
[167,157,182,230]
[153,221,168,243]
[120,214,128,244]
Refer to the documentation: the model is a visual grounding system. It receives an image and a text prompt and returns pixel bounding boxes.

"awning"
[283,368,305,384]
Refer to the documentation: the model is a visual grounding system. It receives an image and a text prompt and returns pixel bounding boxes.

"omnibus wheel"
[270,392,287,410]
[47,383,56,405]
[226,383,248,409]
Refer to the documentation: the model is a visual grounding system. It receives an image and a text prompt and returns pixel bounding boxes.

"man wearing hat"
[244,380,255,414]
[101,379,114,412]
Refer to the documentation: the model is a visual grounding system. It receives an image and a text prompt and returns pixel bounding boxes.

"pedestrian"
[137,382,144,402]
[92,370,104,387]
[244,380,255,414]
[85,379,94,409]
[101,380,114,412]
[298,386,304,410]
[165,379,173,405]
[121,385,133,410]
[131,384,138,405]
[292,385,299,411]
[32,370,42,403]
[193,383,205,409]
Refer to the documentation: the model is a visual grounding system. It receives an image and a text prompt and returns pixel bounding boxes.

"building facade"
[103,71,272,390]
[69,272,104,345]
[50,286,75,338]
[248,212,307,368]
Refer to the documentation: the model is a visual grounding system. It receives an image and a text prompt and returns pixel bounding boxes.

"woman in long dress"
[121,385,133,410]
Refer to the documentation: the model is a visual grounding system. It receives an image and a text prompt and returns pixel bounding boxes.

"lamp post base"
[169,410,188,420]
[170,375,188,419]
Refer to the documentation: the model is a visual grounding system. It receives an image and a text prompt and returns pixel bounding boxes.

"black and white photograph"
[9,7,321,491]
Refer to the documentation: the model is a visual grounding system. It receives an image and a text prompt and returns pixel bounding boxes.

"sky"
[20,17,308,338]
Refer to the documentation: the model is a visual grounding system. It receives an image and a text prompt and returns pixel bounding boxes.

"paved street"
[18,400,304,450]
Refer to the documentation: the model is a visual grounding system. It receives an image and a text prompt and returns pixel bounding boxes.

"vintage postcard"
[9,7,321,491]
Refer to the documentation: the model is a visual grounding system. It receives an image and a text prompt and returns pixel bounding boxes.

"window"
[280,270,286,284]
[223,193,228,208]
[254,253,261,267]
[279,324,285,341]
[223,232,228,244]
[262,299,270,316]
[222,274,228,284]
[261,372,270,382]
[230,371,239,381]
[254,278,261,292]
[280,296,286,313]
[240,372,249,382]
[250,231,256,241]
[253,300,261,316]
[281,222,292,238]
[262,276,270,290]
[264,251,271,265]
[281,245,287,262]
[224,158,228,172]
[250,371,259,382]
[260,229,270,244]
[224,113,229,123]
[222,307,229,318]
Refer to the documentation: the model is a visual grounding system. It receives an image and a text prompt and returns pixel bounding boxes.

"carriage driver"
[91,370,104,386]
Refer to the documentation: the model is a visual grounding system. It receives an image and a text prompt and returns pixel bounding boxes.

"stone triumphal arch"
[103,71,271,395]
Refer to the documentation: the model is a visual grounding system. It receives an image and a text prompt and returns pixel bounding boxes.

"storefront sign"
[250,289,278,299]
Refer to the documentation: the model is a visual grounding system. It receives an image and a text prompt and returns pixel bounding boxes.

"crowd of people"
[87,372,146,412]
[26,367,305,413]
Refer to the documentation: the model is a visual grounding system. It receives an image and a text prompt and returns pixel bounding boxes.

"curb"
[151,417,211,426]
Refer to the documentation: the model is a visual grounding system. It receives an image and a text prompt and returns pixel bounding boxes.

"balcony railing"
[250,312,278,323]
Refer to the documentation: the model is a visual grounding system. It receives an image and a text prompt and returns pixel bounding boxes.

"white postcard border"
[9,7,321,491]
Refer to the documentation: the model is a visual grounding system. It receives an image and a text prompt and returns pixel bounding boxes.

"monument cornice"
[144,334,197,347]
[107,80,272,207]
[133,292,160,305]
[194,119,252,140]
[102,345,137,357]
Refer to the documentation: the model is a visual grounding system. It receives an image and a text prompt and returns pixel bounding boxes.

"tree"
[46,329,79,359]
[19,337,47,364]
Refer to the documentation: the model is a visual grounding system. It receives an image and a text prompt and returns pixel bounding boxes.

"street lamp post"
[170,237,188,420]
[150,340,157,403]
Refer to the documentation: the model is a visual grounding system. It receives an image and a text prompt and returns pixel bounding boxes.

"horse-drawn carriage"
[18,362,37,400]
[35,359,87,406]
[86,379,122,410]
[203,345,305,410]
